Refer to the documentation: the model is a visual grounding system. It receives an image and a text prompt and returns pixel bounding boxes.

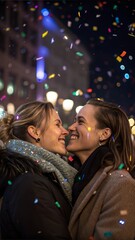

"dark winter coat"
[1,172,72,239]
[0,140,77,239]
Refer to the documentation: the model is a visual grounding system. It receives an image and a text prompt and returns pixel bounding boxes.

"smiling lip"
[69,134,79,140]
[59,139,66,144]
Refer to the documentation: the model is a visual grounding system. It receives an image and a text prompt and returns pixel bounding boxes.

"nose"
[62,126,69,135]
[68,122,77,131]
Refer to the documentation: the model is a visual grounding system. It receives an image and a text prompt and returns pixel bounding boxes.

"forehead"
[51,109,61,121]
[42,109,61,130]
[77,104,97,120]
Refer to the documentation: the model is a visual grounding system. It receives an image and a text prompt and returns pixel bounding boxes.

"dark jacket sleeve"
[7,173,72,239]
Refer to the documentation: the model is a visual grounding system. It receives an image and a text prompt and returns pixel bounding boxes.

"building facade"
[0,1,91,124]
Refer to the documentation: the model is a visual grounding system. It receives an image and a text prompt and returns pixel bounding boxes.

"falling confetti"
[55,201,61,208]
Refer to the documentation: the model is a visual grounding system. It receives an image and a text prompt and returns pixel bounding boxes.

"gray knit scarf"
[6,139,77,203]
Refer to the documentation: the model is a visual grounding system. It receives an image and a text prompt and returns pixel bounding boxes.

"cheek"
[84,130,98,144]
[86,132,91,139]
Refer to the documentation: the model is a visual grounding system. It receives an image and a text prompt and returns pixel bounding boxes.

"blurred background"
[0,0,135,135]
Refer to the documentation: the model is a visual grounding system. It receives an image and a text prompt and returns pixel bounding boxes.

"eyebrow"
[75,116,86,121]
[55,119,62,124]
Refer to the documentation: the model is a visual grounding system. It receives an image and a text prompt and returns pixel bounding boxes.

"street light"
[7,103,15,114]
[75,105,83,113]
[62,99,74,112]
[46,91,58,105]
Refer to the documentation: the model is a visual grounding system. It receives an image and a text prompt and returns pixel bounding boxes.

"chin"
[66,145,74,152]
[56,148,67,156]
[60,150,67,155]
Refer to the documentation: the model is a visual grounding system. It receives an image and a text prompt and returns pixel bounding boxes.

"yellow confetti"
[112,22,117,26]
[78,11,80,17]
[128,33,135,37]
[116,56,122,62]
[42,31,48,38]
[30,8,36,11]
[93,26,98,31]
[99,36,105,40]
[48,74,55,79]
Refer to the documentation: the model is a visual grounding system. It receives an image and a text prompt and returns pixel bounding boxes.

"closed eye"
[56,123,61,127]
[78,119,84,124]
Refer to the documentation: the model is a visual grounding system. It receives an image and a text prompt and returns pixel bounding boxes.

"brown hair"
[87,98,134,171]
[0,101,54,143]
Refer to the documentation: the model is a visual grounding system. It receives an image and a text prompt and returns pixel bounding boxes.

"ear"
[27,125,39,139]
[99,128,112,141]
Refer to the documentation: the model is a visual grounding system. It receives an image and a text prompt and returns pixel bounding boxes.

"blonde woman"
[0,101,77,239]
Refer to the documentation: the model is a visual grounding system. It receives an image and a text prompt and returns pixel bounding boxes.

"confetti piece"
[99,36,105,41]
[113,5,118,10]
[42,31,48,38]
[68,156,73,161]
[118,163,124,170]
[87,88,93,93]
[124,73,130,79]
[119,219,125,225]
[48,74,55,79]
[34,198,39,204]
[93,26,98,31]
[115,17,119,24]
[8,180,12,185]
[116,56,122,62]
[51,38,54,43]
[44,83,49,90]
[70,43,73,49]
[120,65,125,70]
[128,33,135,37]
[15,115,20,120]
[67,21,72,27]
[36,57,43,61]
[63,35,68,40]
[76,52,84,57]
[64,178,68,182]
[120,210,128,215]
[120,51,127,57]
[0,95,6,101]
[78,11,81,17]
[55,201,61,208]
[30,8,36,11]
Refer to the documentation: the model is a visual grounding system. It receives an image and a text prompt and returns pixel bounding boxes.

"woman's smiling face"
[66,104,103,163]
[37,109,68,155]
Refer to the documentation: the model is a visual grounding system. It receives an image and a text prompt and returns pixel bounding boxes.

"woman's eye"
[78,120,83,124]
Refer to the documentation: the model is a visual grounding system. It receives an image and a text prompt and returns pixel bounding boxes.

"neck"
[76,149,97,165]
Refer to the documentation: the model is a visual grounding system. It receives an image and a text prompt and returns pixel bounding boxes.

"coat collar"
[69,166,113,228]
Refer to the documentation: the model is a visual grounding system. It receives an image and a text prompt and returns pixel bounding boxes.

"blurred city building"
[0,1,91,125]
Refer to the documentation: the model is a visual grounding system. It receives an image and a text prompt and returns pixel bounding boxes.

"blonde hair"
[0,101,54,144]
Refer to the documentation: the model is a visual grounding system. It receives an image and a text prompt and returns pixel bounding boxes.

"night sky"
[44,0,135,116]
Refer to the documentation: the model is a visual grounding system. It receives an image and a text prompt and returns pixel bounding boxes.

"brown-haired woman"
[67,98,135,240]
